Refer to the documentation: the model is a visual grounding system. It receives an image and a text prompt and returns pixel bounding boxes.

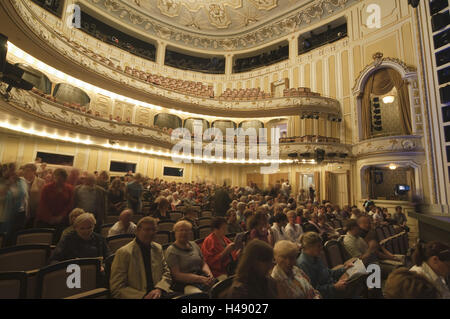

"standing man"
[73,173,107,231]
[22,163,45,228]
[214,186,231,217]
[126,173,144,215]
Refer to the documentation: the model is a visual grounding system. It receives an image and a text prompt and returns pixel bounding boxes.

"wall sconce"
[383,96,395,104]
[389,163,397,170]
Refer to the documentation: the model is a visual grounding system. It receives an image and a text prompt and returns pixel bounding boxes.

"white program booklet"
[346,258,367,279]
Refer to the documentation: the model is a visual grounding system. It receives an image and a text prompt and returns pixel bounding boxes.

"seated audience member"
[357,216,404,272]
[297,232,354,299]
[108,209,137,237]
[165,221,216,294]
[226,208,243,234]
[384,267,441,299]
[342,219,378,266]
[247,211,272,245]
[108,178,125,216]
[372,207,386,225]
[271,240,321,299]
[240,209,253,230]
[227,240,284,299]
[201,217,239,279]
[284,210,303,245]
[236,202,246,223]
[60,208,85,240]
[410,241,450,299]
[110,217,173,299]
[271,213,288,244]
[35,168,74,241]
[179,206,198,228]
[393,206,409,232]
[171,192,182,211]
[303,213,322,235]
[317,214,339,241]
[50,213,110,263]
[350,208,361,220]
[153,196,171,221]
[74,173,107,229]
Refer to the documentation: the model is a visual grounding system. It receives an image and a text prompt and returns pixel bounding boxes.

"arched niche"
[184,118,210,134]
[238,120,264,136]
[211,120,237,135]
[154,113,182,130]
[16,63,52,94]
[352,53,418,142]
[53,83,91,106]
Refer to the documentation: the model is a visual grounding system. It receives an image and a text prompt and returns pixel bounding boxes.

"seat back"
[324,240,344,268]
[104,254,115,290]
[210,275,235,299]
[154,231,171,245]
[201,211,213,218]
[319,249,329,268]
[375,227,386,242]
[131,215,144,224]
[197,226,212,240]
[37,258,101,299]
[387,225,396,236]
[0,244,51,272]
[173,292,209,299]
[170,212,183,222]
[106,234,135,253]
[105,216,119,224]
[392,236,401,254]
[382,226,391,239]
[158,221,175,232]
[0,233,6,248]
[198,217,212,227]
[14,228,55,246]
[100,223,114,238]
[0,271,27,299]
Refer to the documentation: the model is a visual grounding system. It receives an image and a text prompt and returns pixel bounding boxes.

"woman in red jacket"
[201,217,240,279]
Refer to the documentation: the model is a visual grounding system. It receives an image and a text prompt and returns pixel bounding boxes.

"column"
[225,54,233,75]
[289,35,298,63]
[156,41,166,66]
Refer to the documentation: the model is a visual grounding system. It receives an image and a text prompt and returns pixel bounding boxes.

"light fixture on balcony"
[389,163,397,170]
[382,95,395,104]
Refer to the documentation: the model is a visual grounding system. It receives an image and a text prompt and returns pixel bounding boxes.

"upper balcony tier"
[1,0,343,118]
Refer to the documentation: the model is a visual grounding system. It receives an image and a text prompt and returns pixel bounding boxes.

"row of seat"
[219,88,271,101]
[283,87,321,98]
[279,135,341,144]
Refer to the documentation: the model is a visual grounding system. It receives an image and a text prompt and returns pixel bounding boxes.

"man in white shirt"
[284,210,303,245]
[108,209,137,237]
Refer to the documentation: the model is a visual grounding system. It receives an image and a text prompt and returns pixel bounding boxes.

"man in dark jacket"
[214,187,231,217]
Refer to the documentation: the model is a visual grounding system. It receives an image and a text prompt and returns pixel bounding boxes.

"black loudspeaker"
[373,109,381,114]
[408,0,420,8]
[300,152,311,158]
[339,153,348,158]
[315,149,325,163]
[288,153,298,158]
[373,115,381,120]
[373,120,382,126]
[327,153,337,158]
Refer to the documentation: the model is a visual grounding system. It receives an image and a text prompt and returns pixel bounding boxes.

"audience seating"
[154,231,171,245]
[36,258,102,299]
[0,233,5,248]
[319,249,329,268]
[64,288,110,299]
[200,211,213,218]
[210,275,235,298]
[106,234,135,253]
[324,240,345,269]
[172,292,209,299]
[14,228,55,246]
[104,254,115,290]
[198,217,212,227]
[157,221,175,232]
[170,212,183,222]
[0,271,28,299]
[219,87,271,101]
[197,226,212,240]
[105,216,119,224]
[100,223,114,238]
[131,214,144,224]
[283,87,321,98]
[0,244,51,272]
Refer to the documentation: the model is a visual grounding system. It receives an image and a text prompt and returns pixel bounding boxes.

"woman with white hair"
[171,192,182,210]
[50,213,111,263]
[271,240,321,299]
[165,220,216,294]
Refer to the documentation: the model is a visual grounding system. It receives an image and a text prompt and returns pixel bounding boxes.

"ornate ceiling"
[83,0,357,51]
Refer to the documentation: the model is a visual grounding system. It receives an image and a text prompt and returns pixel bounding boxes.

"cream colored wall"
[0,132,245,186]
